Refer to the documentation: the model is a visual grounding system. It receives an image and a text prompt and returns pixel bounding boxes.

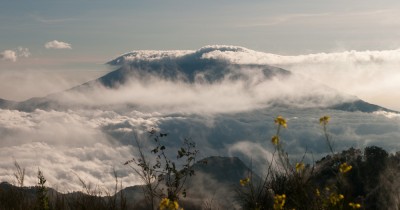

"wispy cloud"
[235,9,400,28]
[31,14,79,24]
[236,12,331,27]
[16,47,30,58]
[45,40,72,49]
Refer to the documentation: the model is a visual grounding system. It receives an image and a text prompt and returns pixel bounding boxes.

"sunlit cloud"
[45,40,72,49]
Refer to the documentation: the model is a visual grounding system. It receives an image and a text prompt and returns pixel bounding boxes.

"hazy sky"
[1,0,400,108]
[2,0,400,54]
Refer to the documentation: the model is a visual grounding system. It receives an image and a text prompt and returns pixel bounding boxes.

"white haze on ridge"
[57,70,353,114]
[1,45,400,192]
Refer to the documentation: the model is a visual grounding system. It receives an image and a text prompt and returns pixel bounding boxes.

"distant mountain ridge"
[0,98,16,109]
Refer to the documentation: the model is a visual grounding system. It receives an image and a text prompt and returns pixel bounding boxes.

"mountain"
[1,45,395,114]
[104,46,291,86]
[329,99,394,113]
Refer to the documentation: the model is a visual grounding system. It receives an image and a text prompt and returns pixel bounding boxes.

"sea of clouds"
[1,45,400,192]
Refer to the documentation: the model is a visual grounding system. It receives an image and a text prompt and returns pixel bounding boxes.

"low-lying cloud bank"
[0,108,161,191]
[1,106,399,191]
[57,70,353,114]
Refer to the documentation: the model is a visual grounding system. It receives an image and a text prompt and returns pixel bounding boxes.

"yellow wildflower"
[159,198,170,210]
[172,201,179,209]
[329,193,344,206]
[319,116,330,125]
[315,188,320,197]
[271,135,280,145]
[339,162,352,174]
[349,202,361,209]
[295,162,305,172]
[240,177,250,186]
[273,194,286,210]
[159,198,182,210]
[274,116,287,128]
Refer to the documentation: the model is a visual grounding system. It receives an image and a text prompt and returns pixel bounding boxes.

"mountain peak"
[107,45,252,66]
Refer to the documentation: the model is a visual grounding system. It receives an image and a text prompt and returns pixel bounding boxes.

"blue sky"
[1,0,400,109]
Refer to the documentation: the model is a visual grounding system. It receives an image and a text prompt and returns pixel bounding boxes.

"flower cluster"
[319,115,330,125]
[271,135,280,145]
[315,188,321,197]
[159,198,182,210]
[317,187,345,207]
[274,116,287,128]
[339,162,352,174]
[273,194,286,210]
[295,162,305,173]
[349,202,362,209]
[240,177,250,186]
[329,193,344,206]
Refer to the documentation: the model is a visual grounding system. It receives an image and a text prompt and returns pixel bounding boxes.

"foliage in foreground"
[236,115,400,210]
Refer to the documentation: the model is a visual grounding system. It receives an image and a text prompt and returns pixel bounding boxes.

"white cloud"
[0,108,160,191]
[0,47,30,62]
[2,106,400,192]
[54,69,353,115]
[0,50,17,62]
[45,40,72,49]
[196,45,400,66]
